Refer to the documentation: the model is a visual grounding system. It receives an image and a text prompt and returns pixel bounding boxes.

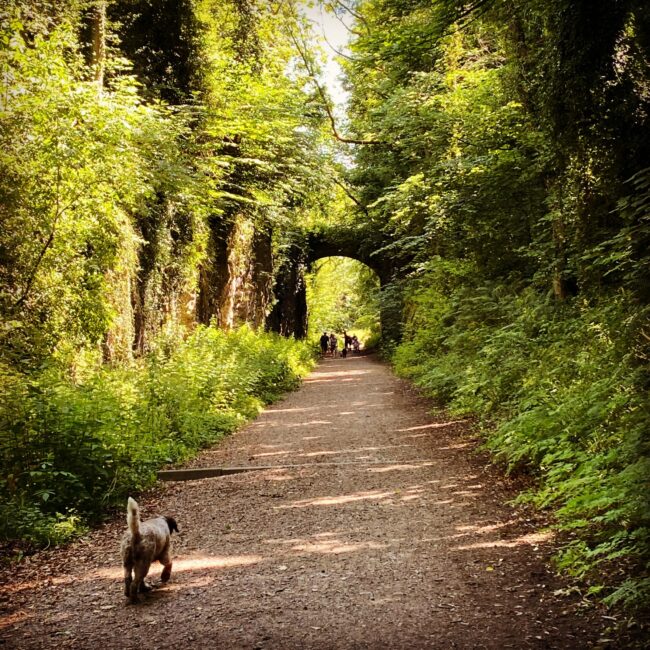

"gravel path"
[1,355,616,649]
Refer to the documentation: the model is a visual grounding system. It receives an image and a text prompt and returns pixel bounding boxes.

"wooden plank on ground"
[157,467,267,481]
[158,459,436,481]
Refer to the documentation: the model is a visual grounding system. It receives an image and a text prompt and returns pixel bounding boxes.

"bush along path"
[0,355,638,649]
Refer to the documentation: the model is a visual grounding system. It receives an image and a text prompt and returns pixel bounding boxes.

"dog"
[120,497,178,601]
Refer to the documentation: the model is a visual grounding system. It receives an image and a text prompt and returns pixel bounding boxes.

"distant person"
[344,331,352,350]
[352,335,360,353]
[329,332,338,358]
[320,332,329,356]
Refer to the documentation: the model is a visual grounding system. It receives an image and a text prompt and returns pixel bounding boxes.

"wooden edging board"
[158,459,435,481]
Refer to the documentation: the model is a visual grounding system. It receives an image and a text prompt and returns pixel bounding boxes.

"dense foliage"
[306,256,381,348]
[1,326,313,547]
[0,0,329,548]
[2,0,649,617]
[339,0,650,609]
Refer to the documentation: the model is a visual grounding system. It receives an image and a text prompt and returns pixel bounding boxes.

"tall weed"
[0,326,314,548]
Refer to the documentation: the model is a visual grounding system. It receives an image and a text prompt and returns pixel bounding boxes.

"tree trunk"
[91,1,106,90]
[266,251,307,338]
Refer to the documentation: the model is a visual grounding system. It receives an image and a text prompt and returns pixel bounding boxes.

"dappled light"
[366,462,435,473]
[451,489,482,497]
[299,445,408,458]
[454,531,555,551]
[456,521,517,535]
[0,612,28,631]
[266,533,387,556]
[2,576,75,596]
[2,0,647,640]
[3,554,265,601]
[303,377,363,384]
[396,421,466,433]
[2,353,609,648]
[277,489,396,509]
[305,369,371,380]
[255,467,300,482]
[243,444,418,464]
[264,407,317,414]
[169,554,264,572]
[94,554,263,581]
[285,420,333,428]
[254,450,293,458]
[289,539,386,555]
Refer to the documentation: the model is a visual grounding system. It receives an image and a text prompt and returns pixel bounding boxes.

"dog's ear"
[164,516,179,534]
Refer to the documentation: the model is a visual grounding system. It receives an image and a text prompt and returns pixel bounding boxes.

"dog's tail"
[127,497,141,541]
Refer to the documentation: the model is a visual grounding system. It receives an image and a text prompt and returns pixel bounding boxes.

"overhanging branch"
[333,177,368,215]
[288,30,385,146]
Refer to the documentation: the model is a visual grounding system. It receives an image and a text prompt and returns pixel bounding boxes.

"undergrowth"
[393,277,650,610]
[0,326,314,551]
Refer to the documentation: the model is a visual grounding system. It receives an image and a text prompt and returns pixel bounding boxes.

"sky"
[301,2,354,114]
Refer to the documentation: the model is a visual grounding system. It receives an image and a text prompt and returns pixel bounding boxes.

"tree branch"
[328,5,363,37]
[455,0,495,25]
[12,166,87,310]
[330,0,370,32]
[321,29,355,62]
[333,176,368,215]
[289,30,385,146]
[13,231,54,310]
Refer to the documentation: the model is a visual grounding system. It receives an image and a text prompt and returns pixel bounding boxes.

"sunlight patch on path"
[93,554,263,581]
[366,462,436,473]
[0,611,29,630]
[277,489,396,509]
[396,420,467,432]
[454,531,554,550]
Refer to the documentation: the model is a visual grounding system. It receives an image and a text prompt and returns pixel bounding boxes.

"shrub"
[0,326,314,550]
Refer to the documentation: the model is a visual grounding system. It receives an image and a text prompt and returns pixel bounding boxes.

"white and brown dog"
[121,497,178,601]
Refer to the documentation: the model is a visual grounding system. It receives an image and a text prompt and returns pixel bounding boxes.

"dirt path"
[1,355,617,649]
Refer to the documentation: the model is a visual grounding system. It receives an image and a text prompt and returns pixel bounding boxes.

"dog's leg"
[161,562,172,582]
[130,561,152,600]
[123,547,134,597]
[129,578,140,601]
[160,545,172,583]
[123,563,133,597]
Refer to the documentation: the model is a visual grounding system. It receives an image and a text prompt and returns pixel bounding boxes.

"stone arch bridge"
[266,226,401,342]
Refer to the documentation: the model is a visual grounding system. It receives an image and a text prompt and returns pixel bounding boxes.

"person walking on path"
[319,332,329,356]
[328,332,338,358]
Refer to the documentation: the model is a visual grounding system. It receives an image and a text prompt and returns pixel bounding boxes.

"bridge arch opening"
[305,256,381,350]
